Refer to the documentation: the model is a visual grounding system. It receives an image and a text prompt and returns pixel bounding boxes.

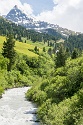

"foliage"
[0,86,4,98]
[2,35,16,71]
[71,48,78,59]
[26,54,83,125]
[43,47,46,52]
[0,36,38,57]
[55,46,66,67]
[34,46,39,54]
[0,19,83,125]
[64,34,83,52]
[0,17,61,43]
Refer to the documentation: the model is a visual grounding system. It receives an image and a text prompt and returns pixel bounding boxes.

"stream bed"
[0,87,39,125]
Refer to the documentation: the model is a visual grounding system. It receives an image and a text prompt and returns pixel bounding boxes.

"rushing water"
[0,87,39,125]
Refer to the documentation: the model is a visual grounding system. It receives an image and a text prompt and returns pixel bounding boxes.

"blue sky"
[0,0,83,32]
[20,0,54,15]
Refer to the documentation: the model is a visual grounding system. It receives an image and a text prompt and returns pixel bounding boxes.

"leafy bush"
[26,55,83,125]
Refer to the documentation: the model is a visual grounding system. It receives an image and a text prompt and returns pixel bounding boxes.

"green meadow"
[0,36,38,57]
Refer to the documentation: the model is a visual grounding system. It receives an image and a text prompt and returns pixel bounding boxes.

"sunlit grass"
[22,37,51,51]
[15,41,38,57]
[0,36,38,57]
[0,36,6,51]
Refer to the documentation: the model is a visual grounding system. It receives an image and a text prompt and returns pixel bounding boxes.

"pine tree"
[48,48,52,56]
[71,48,78,59]
[43,47,46,52]
[2,35,16,71]
[55,46,66,67]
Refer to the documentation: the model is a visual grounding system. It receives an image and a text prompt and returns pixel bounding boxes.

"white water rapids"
[0,87,39,125]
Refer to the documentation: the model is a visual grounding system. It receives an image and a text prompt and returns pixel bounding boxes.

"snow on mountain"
[6,5,33,26]
[5,5,80,37]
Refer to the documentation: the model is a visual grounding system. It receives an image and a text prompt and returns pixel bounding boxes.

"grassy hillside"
[0,33,83,125]
[0,15,83,125]
[0,36,5,49]
[0,35,54,98]
[0,36,38,57]
[0,16,62,44]
[22,38,51,50]
[15,41,38,57]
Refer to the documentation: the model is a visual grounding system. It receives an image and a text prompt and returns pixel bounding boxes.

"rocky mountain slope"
[5,5,80,37]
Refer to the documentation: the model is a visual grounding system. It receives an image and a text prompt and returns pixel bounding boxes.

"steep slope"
[0,36,38,57]
[26,53,83,125]
[6,5,34,28]
[0,16,62,44]
[5,5,56,29]
[5,5,80,37]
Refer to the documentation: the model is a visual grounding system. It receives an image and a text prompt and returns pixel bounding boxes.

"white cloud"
[0,0,33,16]
[21,3,33,15]
[0,0,83,32]
[36,0,83,32]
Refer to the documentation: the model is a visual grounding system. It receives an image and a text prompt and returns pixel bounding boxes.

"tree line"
[0,17,61,43]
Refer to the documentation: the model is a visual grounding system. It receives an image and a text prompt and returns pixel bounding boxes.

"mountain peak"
[13,5,18,9]
[5,6,79,37]
[6,5,33,26]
